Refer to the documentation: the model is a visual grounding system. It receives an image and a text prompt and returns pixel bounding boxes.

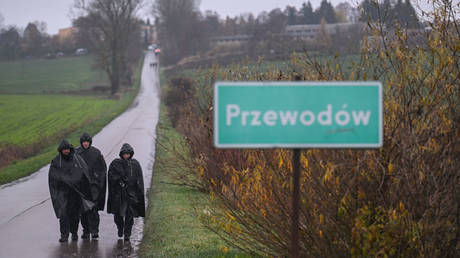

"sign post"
[214,81,383,257]
[291,148,301,257]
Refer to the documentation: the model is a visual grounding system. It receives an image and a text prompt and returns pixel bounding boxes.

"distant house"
[208,22,366,49]
[58,27,76,44]
[285,23,363,40]
[211,35,252,48]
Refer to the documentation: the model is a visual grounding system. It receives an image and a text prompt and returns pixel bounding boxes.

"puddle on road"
[50,238,137,258]
[112,239,136,258]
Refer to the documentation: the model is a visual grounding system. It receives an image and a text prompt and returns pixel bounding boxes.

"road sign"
[214,81,383,148]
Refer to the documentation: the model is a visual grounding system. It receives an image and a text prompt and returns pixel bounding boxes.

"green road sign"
[214,82,383,148]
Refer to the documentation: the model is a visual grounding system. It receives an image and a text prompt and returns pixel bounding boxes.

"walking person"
[76,133,107,240]
[107,143,145,241]
[49,139,94,242]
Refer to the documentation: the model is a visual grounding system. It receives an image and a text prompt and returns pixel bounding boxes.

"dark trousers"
[81,208,100,234]
[59,214,79,236]
[59,192,81,236]
[114,208,134,237]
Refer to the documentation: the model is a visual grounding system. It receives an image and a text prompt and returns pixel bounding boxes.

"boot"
[91,233,99,239]
[81,233,90,239]
[71,233,78,241]
[59,234,69,242]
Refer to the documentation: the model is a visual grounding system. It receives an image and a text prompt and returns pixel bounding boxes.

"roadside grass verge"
[0,56,144,185]
[139,77,249,258]
[0,55,107,94]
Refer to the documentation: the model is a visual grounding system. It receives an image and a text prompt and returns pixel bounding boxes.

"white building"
[285,23,363,40]
[210,35,251,47]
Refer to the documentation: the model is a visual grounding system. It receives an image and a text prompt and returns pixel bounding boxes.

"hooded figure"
[107,143,145,241]
[48,139,94,242]
[75,132,107,239]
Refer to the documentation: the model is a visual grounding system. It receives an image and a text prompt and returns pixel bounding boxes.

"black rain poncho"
[48,139,94,218]
[107,143,145,217]
[76,133,107,211]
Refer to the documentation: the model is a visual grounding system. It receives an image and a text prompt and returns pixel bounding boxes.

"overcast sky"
[0,0,438,35]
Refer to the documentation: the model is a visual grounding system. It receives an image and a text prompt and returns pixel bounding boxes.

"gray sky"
[0,0,437,35]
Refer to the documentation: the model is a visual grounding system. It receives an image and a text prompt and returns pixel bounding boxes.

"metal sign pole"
[291,148,301,257]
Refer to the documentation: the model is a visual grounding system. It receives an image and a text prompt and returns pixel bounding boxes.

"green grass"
[0,56,107,94]
[140,75,249,258]
[178,59,291,79]
[0,56,143,185]
[0,95,118,146]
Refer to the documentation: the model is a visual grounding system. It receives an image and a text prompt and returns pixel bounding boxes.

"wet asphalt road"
[0,52,160,258]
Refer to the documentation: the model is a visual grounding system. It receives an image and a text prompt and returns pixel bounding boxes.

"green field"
[0,56,107,94]
[0,95,118,146]
[140,103,248,258]
[0,55,142,184]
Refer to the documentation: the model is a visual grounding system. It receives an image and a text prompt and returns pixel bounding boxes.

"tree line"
[360,0,420,28]
[154,0,421,65]
[0,21,56,60]
[285,0,420,27]
[286,0,338,25]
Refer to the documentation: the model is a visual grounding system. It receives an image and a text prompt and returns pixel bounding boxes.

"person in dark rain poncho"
[107,143,145,241]
[48,139,94,242]
[76,133,107,240]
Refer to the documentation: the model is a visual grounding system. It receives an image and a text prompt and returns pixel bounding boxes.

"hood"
[119,143,134,159]
[58,139,74,152]
[80,132,92,147]
[57,139,75,159]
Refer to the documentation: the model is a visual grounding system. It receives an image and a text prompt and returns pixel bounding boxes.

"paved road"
[0,52,160,257]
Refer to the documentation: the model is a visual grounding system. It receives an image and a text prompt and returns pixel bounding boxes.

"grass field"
[177,54,361,78]
[0,95,118,146]
[0,55,143,185]
[139,103,248,258]
[0,56,107,94]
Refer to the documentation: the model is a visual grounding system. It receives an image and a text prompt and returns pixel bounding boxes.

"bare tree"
[153,0,204,65]
[31,21,48,35]
[74,0,142,95]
